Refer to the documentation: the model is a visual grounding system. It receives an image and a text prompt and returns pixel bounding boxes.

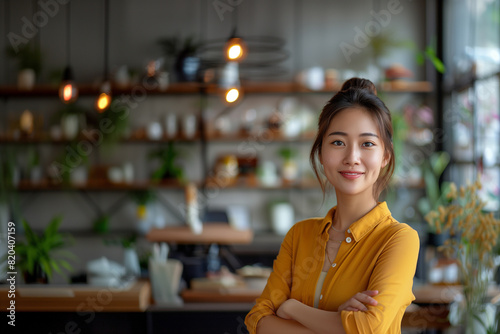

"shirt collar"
[319,202,391,242]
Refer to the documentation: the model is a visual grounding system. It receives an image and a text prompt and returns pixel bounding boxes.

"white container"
[61,114,80,140]
[147,122,163,140]
[183,114,197,139]
[270,202,294,235]
[164,113,178,138]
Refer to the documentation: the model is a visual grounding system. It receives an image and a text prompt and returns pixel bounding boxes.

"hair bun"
[340,77,377,95]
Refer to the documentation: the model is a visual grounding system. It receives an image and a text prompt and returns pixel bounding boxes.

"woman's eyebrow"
[327,131,379,138]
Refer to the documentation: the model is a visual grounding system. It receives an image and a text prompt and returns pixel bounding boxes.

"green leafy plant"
[6,43,42,74]
[55,141,90,186]
[104,234,137,249]
[277,147,297,161]
[54,102,88,120]
[97,100,130,150]
[416,43,445,74]
[158,35,202,62]
[0,149,17,204]
[417,151,451,229]
[15,216,75,282]
[92,214,110,234]
[130,189,156,206]
[148,142,184,182]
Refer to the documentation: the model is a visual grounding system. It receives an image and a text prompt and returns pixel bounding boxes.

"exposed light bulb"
[96,93,111,112]
[225,37,246,61]
[59,67,78,104]
[95,81,112,112]
[225,88,240,103]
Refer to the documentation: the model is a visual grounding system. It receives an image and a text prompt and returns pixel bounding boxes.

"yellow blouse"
[245,202,420,334]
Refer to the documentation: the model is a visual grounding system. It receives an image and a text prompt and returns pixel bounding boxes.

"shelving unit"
[1,80,437,238]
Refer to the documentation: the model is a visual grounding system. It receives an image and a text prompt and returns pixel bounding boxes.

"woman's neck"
[332,192,378,231]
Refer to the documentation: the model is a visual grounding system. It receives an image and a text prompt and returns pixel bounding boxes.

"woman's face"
[320,107,389,199]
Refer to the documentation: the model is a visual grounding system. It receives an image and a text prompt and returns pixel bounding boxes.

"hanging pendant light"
[95,0,111,112]
[225,28,246,62]
[59,2,78,104]
[220,62,242,105]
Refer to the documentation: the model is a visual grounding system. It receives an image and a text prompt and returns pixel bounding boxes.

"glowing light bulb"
[59,82,78,104]
[226,88,239,103]
[225,37,245,62]
[228,45,242,60]
[96,93,111,112]
[58,67,78,104]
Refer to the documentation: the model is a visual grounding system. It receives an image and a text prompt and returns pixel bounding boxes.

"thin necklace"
[331,224,345,233]
[326,249,334,265]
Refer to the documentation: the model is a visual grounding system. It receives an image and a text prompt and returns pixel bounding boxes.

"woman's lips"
[339,171,364,180]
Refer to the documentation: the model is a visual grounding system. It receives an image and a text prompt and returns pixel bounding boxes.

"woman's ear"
[381,151,390,168]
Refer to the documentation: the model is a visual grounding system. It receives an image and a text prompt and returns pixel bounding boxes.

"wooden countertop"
[147,223,253,244]
[179,284,463,304]
[0,280,151,312]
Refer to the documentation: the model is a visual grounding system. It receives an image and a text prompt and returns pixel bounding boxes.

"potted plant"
[26,146,42,184]
[130,189,162,235]
[278,147,299,183]
[54,103,88,140]
[15,216,75,283]
[6,43,42,90]
[105,234,140,276]
[148,142,185,183]
[426,178,500,333]
[157,35,203,82]
[97,100,130,150]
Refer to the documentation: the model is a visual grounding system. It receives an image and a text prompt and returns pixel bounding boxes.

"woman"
[245,78,419,334]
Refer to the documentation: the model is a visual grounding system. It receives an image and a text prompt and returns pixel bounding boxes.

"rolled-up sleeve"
[244,225,295,334]
[341,228,420,333]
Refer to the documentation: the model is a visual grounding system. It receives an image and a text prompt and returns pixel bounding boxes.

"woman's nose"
[343,146,360,165]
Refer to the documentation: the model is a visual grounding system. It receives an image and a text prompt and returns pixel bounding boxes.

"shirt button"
[346,237,352,243]
[320,294,323,300]
[332,263,337,268]
[347,229,351,233]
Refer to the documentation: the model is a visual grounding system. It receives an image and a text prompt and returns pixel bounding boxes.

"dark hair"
[309,77,394,199]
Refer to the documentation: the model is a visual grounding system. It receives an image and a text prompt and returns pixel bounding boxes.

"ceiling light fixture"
[95,0,111,112]
[58,2,78,104]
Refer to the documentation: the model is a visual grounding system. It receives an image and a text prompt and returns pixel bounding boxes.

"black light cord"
[66,2,71,68]
[4,0,10,83]
[103,0,109,80]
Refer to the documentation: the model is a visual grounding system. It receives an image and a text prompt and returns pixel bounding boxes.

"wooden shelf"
[17,179,186,191]
[206,131,316,142]
[147,223,253,244]
[204,175,320,190]
[0,80,433,98]
[0,280,151,312]
[0,133,200,144]
[379,80,433,92]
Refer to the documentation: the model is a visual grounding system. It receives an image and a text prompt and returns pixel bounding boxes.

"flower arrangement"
[425,177,500,333]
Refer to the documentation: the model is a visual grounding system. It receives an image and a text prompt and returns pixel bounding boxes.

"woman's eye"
[332,140,344,146]
[363,142,375,147]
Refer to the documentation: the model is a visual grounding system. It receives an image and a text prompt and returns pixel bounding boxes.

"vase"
[463,303,497,334]
[23,263,48,284]
[123,248,140,276]
[17,69,35,90]
[175,55,200,82]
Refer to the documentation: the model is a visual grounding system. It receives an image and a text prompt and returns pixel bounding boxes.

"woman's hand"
[276,299,298,320]
[338,290,379,312]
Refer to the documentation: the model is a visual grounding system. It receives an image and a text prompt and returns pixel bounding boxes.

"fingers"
[356,292,378,307]
[362,290,379,297]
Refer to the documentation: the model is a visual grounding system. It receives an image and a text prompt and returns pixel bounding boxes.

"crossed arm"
[256,290,379,334]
